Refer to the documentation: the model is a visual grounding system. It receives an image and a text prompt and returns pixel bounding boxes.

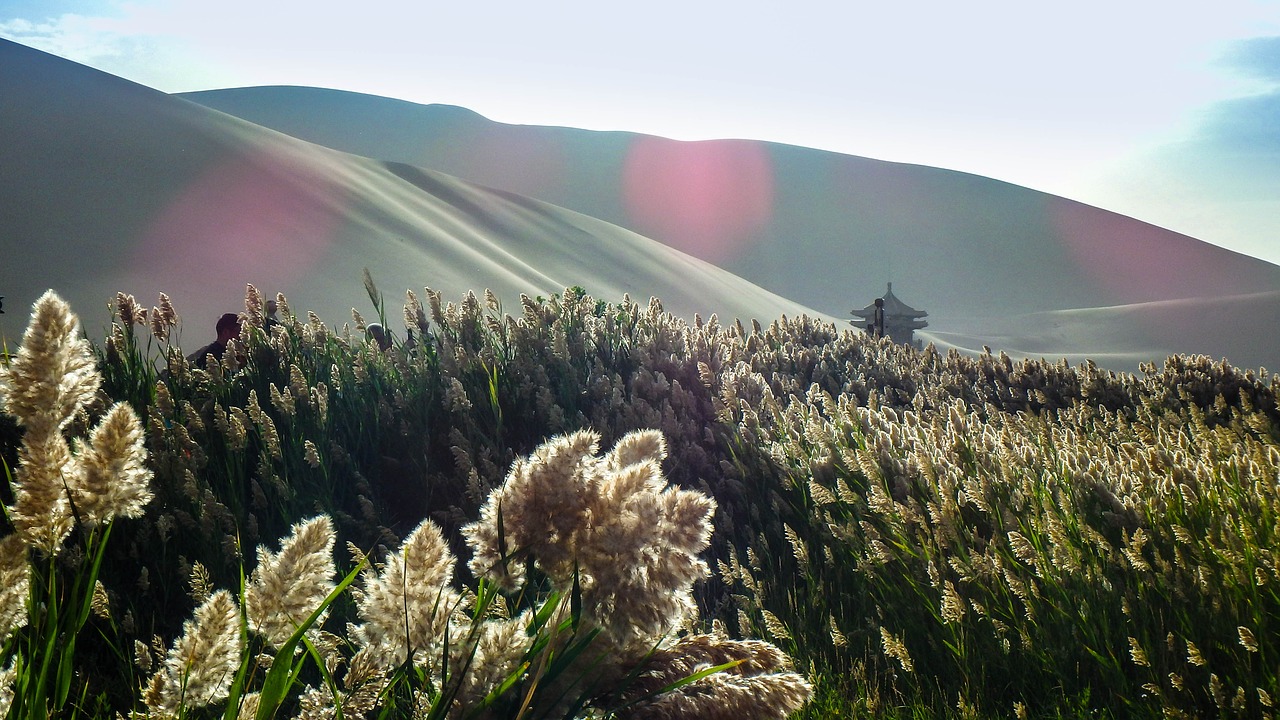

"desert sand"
[3,39,1277,372]
[185,86,1280,371]
[0,39,832,353]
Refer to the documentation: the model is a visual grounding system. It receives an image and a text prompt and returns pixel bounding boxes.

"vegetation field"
[0,280,1277,719]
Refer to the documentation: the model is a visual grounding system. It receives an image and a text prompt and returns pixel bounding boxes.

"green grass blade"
[254,559,364,720]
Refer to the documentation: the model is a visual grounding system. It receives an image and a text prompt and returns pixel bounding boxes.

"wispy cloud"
[1221,35,1280,84]
[1086,34,1280,263]
[0,9,224,90]
[0,13,134,64]
[1168,36,1280,191]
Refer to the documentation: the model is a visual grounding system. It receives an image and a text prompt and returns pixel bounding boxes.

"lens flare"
[622,137,774,263]
[1050,197,1243,303]
[136,145,349,301]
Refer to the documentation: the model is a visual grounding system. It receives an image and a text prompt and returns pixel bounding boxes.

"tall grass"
[717,348,1279,718]
[0,287,811,719]
[1,281,1277,718]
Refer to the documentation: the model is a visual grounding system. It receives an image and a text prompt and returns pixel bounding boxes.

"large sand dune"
[0,40,829,350]
[184,86,1280,371]
[921,291,1280,372]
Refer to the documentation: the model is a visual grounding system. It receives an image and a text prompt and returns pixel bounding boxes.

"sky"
[3,0,1279,266]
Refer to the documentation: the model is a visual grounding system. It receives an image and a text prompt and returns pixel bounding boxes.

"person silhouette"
[187,313,242,369]
[366,322,392,351]
[264,298,281,332]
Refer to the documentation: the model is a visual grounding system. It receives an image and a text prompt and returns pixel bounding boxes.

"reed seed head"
[144,589,241,716]
[244,515,336,648]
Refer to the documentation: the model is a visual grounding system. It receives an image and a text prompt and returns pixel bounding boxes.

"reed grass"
[1,281,1276,719]
[0,287,813,719]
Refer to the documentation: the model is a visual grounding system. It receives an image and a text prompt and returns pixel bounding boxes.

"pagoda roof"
[851,283,928,320]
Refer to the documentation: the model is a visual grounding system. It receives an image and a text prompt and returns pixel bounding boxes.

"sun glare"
[621,136,774,263]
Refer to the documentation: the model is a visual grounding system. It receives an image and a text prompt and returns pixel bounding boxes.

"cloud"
[1163,36,1280,195]
[1221,35,1280,83]
[1198,92,1280,158]
[0,13,134,64]
[0,10,228,90]
[1082,34,1280,265]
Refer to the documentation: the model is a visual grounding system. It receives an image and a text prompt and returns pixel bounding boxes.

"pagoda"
[851,283,928,346]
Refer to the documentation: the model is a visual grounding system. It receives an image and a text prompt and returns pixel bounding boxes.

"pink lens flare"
[136,145,350,300]
[622,136,774,263]
[1050,197,1242,304]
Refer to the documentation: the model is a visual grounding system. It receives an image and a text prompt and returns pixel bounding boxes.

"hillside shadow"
[383,161,516,239]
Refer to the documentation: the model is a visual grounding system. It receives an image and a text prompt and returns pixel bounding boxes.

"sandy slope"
[921,291,1280,372]
[183,87,1280,371]
[0,40,832,350]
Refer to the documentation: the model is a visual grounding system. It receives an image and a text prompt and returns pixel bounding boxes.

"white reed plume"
[0,661,16,718]
[581,430,715,646]
[620,633,812,720]
[0,290,99,435]
[244,283,265,329]
[404,289,429,334]
[74,402,153,525]
[463,430,602,591]
[1,291,155,554]
[447,611,532,715]
[7,428,75,555]
[143,590,241,717]
[351,518,462,669]
[149,292,178,342]
[0,534,30,641]
[115,292,146,327]
[244,515,336,648]
[463,430,717,650]
[0,291,102,553]
[604,428,667,471]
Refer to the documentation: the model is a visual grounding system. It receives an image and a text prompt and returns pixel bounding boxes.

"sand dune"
[4,40,1276,371]
[921,291,1280,372]
[183,86,1280,370]
[0,40,831,349]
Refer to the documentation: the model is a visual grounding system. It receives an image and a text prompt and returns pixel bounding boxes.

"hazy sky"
[3,0,1279,265]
